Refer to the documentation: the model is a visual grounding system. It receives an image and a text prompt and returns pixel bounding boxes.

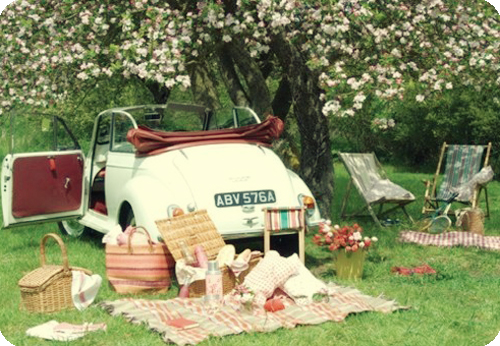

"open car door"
[2,114,85,228]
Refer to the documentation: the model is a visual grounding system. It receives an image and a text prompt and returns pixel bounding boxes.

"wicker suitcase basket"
[156,210,261,298]
[18,233,92,313]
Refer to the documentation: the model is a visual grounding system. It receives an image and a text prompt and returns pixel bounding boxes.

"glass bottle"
[178,240,196,265]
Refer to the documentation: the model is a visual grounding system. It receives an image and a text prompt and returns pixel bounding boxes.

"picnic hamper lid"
[18,265,68,289]
[18,233,92,290]
[156,210,226,262]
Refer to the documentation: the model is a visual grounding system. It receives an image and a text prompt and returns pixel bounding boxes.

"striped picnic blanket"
[101,283,404,345]
[398,231,500,251]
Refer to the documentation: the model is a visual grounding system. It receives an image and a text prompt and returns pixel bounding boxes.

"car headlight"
[187,203,196,213]
[167,204,184,217]
[299,194,316,216]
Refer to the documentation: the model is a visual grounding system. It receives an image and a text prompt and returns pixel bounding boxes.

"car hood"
[171,143,299,235]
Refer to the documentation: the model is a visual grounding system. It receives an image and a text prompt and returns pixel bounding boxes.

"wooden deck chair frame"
[423,142,492,217]
[263,207,306,263]
[339,152,415,227]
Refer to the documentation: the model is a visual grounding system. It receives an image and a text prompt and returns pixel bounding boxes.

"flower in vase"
[313,221,378,252]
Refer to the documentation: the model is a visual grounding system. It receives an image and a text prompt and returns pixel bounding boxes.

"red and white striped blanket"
[101,283,403,345]
[398,231,500,251]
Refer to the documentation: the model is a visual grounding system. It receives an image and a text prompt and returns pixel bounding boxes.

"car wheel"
[58,220,85,237]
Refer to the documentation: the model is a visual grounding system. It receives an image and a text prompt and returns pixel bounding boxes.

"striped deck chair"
[423,142,492,217]
[339,152,415,227]
[263,207,306,263]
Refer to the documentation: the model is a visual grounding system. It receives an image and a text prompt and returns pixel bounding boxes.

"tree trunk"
[272,75,292,120]
[188,60,221,110]
[143,80,170,104]
[218,46,251,107]
[226,41,273,117]
[271,32,334,218]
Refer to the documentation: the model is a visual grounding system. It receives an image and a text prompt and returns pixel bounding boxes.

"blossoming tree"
[1,0,499,216]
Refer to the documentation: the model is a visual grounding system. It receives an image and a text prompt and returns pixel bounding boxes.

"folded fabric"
[280,254,327,305]
[391,264,436,276]
[242,250,299,306]
[26,320,106,341]
[451,165,494,202]
[175,259,207,286]
[71,270,102,311]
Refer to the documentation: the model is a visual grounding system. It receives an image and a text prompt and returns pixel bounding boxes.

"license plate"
[214,190,276,208]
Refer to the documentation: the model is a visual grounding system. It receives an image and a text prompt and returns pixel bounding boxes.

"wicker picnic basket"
[18,233,92,313]
[459,208,485,235]
[156,210,261,298]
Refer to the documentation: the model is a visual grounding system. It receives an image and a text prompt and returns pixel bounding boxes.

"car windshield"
[128,104,207,132]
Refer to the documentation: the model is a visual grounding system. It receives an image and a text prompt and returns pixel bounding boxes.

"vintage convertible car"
[2,103,321,241]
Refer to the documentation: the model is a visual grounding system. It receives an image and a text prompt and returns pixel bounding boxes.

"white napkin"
[71,270,102,311]
[26,320,106,341]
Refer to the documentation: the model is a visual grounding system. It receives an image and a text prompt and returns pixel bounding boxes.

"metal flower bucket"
[334,249,365,280]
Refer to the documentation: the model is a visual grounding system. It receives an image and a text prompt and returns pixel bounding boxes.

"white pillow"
[281,254,327,305]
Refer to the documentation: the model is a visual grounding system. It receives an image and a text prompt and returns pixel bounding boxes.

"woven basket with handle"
[459,208,485,235]
[156,210,261,298]
[18,233,92,313]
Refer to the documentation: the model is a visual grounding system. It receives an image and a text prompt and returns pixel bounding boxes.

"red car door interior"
[12,153,84,218]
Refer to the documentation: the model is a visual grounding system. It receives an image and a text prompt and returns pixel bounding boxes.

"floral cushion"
[242,250,299,306]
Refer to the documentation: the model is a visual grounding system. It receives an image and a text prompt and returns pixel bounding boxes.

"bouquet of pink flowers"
[313,220,377,252]
[226,284,255,312]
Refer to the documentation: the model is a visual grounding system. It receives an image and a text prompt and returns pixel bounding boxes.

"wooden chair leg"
[340,179,353,220]
[484,188,490,218]
[264,229,271,255]
[298,228,305,264]
[367,204,383,227]
[401,205,414,223]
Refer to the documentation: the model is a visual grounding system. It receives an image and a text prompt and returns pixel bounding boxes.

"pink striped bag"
[105,227,175,294]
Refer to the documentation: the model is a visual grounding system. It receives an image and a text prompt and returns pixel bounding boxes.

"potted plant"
[312,221,378,280]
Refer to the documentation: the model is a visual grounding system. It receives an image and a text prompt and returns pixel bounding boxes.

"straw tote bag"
[105,227,175,294]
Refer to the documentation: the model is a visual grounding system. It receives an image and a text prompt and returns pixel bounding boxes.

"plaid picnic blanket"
[101,283,404,345]
[398,231,500,251]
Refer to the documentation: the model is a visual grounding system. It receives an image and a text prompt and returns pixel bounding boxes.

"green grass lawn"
[1,162,500,345]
